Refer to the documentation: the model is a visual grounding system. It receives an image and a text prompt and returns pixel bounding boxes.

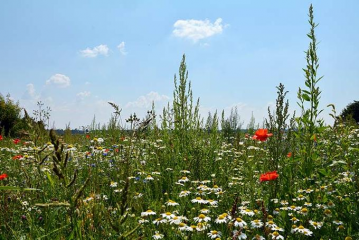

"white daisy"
[207,230,221,239]
[166,200,179,206]
[234,217,247,228]
[141,209,156,217]
[179,190,191,197]
[152,231,164,239]
[193,214,211,223]
[251,219,264,228]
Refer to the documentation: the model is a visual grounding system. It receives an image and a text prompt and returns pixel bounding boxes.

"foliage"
[221,106,243,143]
[296,4,326,179]
[0,94,24,137]
[0,5,358,240]
[339,100,359,124]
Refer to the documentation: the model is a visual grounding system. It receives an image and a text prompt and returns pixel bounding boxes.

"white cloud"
[76,91,91,100]
[126,91,170,108]
[22,83,39,101]
[200,42,210,47]
[173,18,225,42]
[117,41,127,55]
[26,83,36,98]
[46,74,71,88]
[80,44,109,58]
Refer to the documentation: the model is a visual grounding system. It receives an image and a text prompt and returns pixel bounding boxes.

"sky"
[0,0,358,129]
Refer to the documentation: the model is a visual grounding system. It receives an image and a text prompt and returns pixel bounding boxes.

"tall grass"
[0,4,358,240]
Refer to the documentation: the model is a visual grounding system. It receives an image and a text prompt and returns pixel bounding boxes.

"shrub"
[0,94,24,136]
[339,100,359,124]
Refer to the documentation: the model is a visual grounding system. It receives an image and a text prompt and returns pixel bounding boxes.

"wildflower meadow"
[0,5,358,240]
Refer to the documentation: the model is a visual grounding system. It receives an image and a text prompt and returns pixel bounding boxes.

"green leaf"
[317,168,329,177]
[35,202,70,207]
[302,94,311,101]
[302,90,311,95]
[45,171,55,188]
[0,186,41,191]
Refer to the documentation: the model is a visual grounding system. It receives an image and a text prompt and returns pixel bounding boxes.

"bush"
[0,94,24,136]
[339,100,359,124]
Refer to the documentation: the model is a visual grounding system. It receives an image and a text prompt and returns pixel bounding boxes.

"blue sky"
[0,0,358,129]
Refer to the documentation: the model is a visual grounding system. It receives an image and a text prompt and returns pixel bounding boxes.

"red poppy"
[12,155,23,160]
[0,173,8,180]
[260,170,279,182]
[13,138,21,144]
[252,129,273,142]
[86,134,90,139]
[287,152,292,158]
[0,135,3,141]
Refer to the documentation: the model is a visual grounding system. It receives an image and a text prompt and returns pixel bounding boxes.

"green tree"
[339,100,359,124]
[0,94,23,136]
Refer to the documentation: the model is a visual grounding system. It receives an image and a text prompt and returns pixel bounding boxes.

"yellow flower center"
[199,214,206,219]
[324,209,332,214]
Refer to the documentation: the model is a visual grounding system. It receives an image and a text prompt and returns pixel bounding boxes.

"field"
[1,110,359,240]
[1,5,359,240]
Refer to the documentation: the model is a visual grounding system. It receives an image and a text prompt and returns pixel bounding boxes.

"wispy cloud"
[80,44,109,58]
[126,91,170,108]
[22,83,39,100]
[117,42,127,55]
[46,74,71,88]
[76,91,91,101]
[173,18,226,42]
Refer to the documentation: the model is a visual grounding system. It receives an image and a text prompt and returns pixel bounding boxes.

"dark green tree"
[339,100,359,124]
[0,93,24,136]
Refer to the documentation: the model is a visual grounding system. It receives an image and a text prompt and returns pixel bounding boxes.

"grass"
[0,4,358,240]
